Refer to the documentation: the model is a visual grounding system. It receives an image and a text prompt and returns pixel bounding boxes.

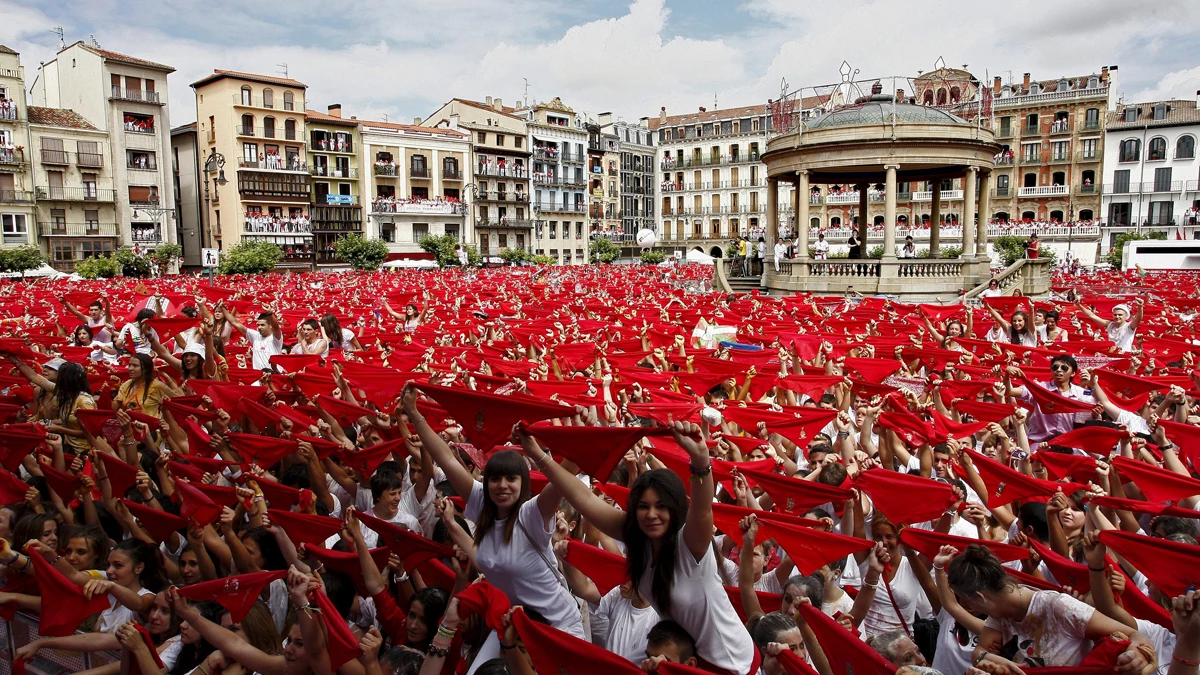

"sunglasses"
[1050,364,1072,372]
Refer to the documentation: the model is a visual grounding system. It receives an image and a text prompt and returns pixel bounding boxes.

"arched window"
[1023,173,1037,188]
[831,216,841,227]
[284,119,296,140]
[898,215,908,224]
[240,113,254,135]
[1021,211,1036,220]
[923,90,934,106]
[240,87,252,106]
[283,91,294,111]
[1148,137,1167,161]
[443,156,459,178]
[1050,210,1064,222]
[873,215,885,225]
[1081,170,1095,190]
[936,89,947,105]
[263,116,275,139]
[1178,135,1196,159]
[1120,139,1140,162]
[994,212,1010,222]
[1079,209,1094,221]
[950,86,961,103]
[262,89,274,109]
[1052,172,1066,186]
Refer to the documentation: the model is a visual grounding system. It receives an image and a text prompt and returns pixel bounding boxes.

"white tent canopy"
[685,249,715,264]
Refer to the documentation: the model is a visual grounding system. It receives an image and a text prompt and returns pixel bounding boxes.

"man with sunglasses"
[1003,355,1094,444]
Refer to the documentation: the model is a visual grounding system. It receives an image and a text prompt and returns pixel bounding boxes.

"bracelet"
[1174,655,1200,668]
[51,555,62,565]
[974,652,993,666]
[931,564,944,572]
[534,453,552,469]
[689,462,712,478]
[396,572,410,583]
[500,642,519,650]
[428,644,450,658]
[436,624,458,639]
[1088,565,1107,572]
[863,579,879,589]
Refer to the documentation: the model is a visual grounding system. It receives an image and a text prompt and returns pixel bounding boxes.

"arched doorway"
[709,246,723,258]
[873,215,885,226]
[1021,211,1036,221]
[994,212,1010,222]
[1052,172,1066,186]
[897,215,908,225]
[809,217,820,229]
[831,216,841,227]
[1078,209,1093,221]
[1050,210,1064,222]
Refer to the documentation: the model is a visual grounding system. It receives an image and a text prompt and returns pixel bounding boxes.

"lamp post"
[130,194,176,275]
[202,148,227,251]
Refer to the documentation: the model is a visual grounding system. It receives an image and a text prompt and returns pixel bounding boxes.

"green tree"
[866,245,885,259]
[217,240,283,275]
[464,245,482,267]
[499,248,530,265]
[74,255,121,279]
[0,245,47,277]
[114,247,152,277]
[589,238,620,264]
[1107,231,1166,269]
[147,243,183,274]
[992,236,1029,267]
[530,254,555,265]
[640,249,666,264]
[418,234,461,267]
[335,234,391,271]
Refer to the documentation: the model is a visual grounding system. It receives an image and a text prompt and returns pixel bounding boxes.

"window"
[1085,108,1100,129]
[576,223,582,239]
[82,174,98,198]
[1113,169,1131,193]
[284,119,296,140]
[1154,167,1173,192]
[1022,143,1039,162]
[1119,139,1140,162]
[283,91,294,111]
[1148,137,1167,161]
[411,154,428,177]
[243,142,258,164]
[496,135,505,147]
[380,222,395,242]
[262,89,273,108]
[1023,173,1037,188]
[1082,139,1097,159]
[80,240,112,258]
[1124,108,1138,123]
[999,117,1012,136]
[443,157,459,178]
[76,141,101,168]
[514,137,522,148]
[1153,104,1168,121]
[241,87,252,106]
[1052,141,1069,161]
[997,175,1009,189]
[1024,114,1038,133]
[1149,201,1173,224]
[445,224,459,240]
[263,117,275,139]
[412,223,428,243]
[477,131,486,144]
[240,114,254,136]
[549,221,557,239]
[127,150,156,170]
[1,214,27,244]
[1178,136,1196,159]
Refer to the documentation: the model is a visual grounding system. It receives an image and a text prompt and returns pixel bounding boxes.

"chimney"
[993,76,1002,94]
[413,117,422,125]
[699,106,706,113]
[1196,90,1200,107]
[1022,73,1031,90]
[493,98,503,111]
[327,103,342,118]
[485,96,493,107]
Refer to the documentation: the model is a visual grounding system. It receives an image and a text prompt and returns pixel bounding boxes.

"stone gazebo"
[762,93,1001,298]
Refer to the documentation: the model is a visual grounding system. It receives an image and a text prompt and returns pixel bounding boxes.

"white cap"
[1113,304,1131,316]
[182,343,206,360]
[43,358,67,371]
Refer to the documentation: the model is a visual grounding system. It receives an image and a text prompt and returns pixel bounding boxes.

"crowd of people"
[244,212,313,234]
[370,197,467,215]
[123,114,154,134]
[0,95,17,121]
[477,160,527,178]
[0,264,1199,675]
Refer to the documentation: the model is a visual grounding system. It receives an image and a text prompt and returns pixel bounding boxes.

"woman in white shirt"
[980,279,1003,298]
[403,387,586,639]
[519,420,758,675]
[985,305,1038,348]
[947,544,1155,671]
[82,540,165,633]
[321,313,361,353]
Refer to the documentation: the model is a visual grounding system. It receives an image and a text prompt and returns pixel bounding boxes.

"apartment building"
[1102,98,1200,227]
[192,70,313,269]
[651,103,795,256]
[605,116,656,237]
[31,41,178,265]
[424,97,532,256]
[585,120,621,236]
[0,46,34,248]
[989,68,1115,222]
[521,98,589,265]
[27,107,118,270]
[306,105,364,266]
[359,117,469,258]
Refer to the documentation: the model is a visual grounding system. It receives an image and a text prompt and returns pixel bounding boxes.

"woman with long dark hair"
[113,352,170,419]
[984,304,1038,347]
[321,313,361,353]
[7,357,95,452]
[517,420,757,675]
[400,386,585,639]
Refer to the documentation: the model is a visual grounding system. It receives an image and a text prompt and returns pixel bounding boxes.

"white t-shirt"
[592,587,660,663]
[984,590,1094,667]
[636,529,755,674]
[858,555,922,638]
[119,323,156,355]
[159,635,183,670]
[466,481,586,639]
[932,608,979,675]
[357,507,421,549]
[245,327,284,370]
[822,592,854,617]
[400,468,439,538]
[1136,618,1178,672]
[97,587,156,632]
[1107,322,1136,353]
[87,317,112,344]
[754,569,784,594]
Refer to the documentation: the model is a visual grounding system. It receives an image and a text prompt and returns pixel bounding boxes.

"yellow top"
[115,379,169,419]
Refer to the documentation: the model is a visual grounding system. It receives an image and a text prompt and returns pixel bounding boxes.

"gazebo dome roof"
[807,95,969,130]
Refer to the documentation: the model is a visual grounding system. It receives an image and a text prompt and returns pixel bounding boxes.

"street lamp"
[202,148,227,251]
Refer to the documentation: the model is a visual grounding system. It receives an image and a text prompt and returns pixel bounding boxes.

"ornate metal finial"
[934,56,947,71]
[839,61,853,82]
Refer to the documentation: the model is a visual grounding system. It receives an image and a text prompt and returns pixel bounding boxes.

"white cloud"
[1130,66,1200,103]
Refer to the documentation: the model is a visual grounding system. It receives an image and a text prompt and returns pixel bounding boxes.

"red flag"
[26,542,111,636]
[563,540,627,595]
[315,394,375,428]
[177,571,288,622]
[174,480,222,526]
[339,438,405,478]
[145,317,200,342]
[415,382,572,451]
[313,588,362,670]
[0,470,28,504]
[1087,495,1200,520]
[226,433,299,467]
[1112,456,1200,503]
[455,581,511,633]
[740,466,853,516]
[512,607,644,675]
[760,519,872,574]
[952,400,1017,423]
[721,406,838,448]
[961,449,1081,508]
[355,510,453,568]
[1045,426,1128,456]
[853,469,958,525]
[522,422,673,480]
[1020,379,1095,415]
[268,353,320,373]
[120,498,187,543]
[267,509,343,549]
[1098,530,1200,598]
[303,545,391,595]
[1032,450,1098,482]
[97,452,139,497]
[875,410,937,448]
[899,527,1030,563]
[39,463,82,502]
[843,358,903,382]
[798,601,895,675]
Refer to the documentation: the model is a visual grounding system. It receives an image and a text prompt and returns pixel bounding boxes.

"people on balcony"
[244,211,312,234]
[0,96,15,120]
[375,160,397,174]
[122,114,153,133]
[370,195,464,214]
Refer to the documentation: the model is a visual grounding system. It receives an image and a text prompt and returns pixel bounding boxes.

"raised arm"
[400,385,476,500]
[516,427,627,541]
[671,421,716,563]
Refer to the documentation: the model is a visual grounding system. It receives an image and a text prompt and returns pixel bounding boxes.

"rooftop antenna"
[714,92,718,110]
[277,63,288,79]
[382,113,389,122]
[522,78,530,107]
[50,27,64,50]
[90,34,100,48]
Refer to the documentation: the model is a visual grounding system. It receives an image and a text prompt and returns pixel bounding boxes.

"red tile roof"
[359,117,467,139]
[648,95,829,130]
[27,106,100,130]
[453,98,523,120]
[305,109,360,128]
[191,69,306,89]
[72,42,175,72]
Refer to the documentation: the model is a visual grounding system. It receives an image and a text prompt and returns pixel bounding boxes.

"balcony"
[533,147,559,160]
[0,104,18,121]
[238,158,308,173]
[994,86,1109,108]
[1187,180,1199,192]
[77,152,103,168]
[127,156,157,171]
[1148,181,1183,193]
[911,190,964,201]
[244,214,312,234]
[534,202,586,213]
[310,166,358,179]
[1049,152,1071,165]
[110,87,163,105]
[995,154,1014,165]
[1049,121,1071,135]
[311,138,353,154]
[41,149,70,165]
[477,218,534,229]
[1017,184,1069,197]
[130,225,162,243]
[1022,125,1039,136]
[608,168,617,176]
[0,189,33,203]
[370,198,466,216]
[0,148,25,167]
[477,191,529,204]
[1103,183,1136,195]
[1076,150,1100,162]
[374,163,397,176]
[1083,120,1101,131]
[994,187,1010,197]
[475,164,527,179]
[1075,184,1097,195]
[122,120,155,134]
[443,168,462,180]
[533,174,566,187]
[1019,154,1040,166]
[995,127,1013,139]
[729,152,761,164]
[410,166,430,179]
[561,152,584,164]
[316,193,360,206]
[39,222,119,237]
[232,94,296,111]
[36,186,116,202]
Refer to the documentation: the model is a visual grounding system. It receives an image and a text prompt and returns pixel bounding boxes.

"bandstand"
[761,92,1014,299]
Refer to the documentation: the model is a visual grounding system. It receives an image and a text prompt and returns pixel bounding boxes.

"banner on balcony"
[326,194,354,205]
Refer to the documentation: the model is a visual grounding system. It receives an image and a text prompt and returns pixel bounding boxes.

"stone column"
[766,177,779,277]
[797,170,810,260]
[930,182,942,255]
[977,170,992,259]
[857,183,869,246]
[883,165,898,259]
[962,168,977,258]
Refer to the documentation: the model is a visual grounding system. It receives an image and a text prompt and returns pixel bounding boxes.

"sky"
[3,0,1200,129]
